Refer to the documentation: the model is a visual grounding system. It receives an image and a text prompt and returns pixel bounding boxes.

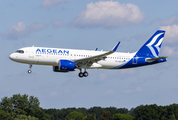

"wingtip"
[112,42,120,52]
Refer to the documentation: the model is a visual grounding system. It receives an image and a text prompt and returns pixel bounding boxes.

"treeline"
[0,94,178,120]
[43,107,133,120]
[43,104,178,120]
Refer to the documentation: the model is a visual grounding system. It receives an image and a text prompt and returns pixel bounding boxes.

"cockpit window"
[15,50,24,54]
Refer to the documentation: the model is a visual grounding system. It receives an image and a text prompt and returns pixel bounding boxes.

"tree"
[0,107,13,120]
[166,104,178,120]
[112,113,133,120]
[88,107,103,118]
[0,94,51,120]
[116,108,129,114]
[65,111,87,120]
[132,104,159,120]
[97,111,112,120]
[0,96,13,113]
[103,107,117,115]
[14,115,38,120]
[86,114,96,120]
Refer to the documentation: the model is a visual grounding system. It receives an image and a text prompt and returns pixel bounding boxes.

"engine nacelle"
[53,60,75,72]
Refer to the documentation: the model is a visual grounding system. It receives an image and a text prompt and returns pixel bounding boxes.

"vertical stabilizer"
[136,30,165,57]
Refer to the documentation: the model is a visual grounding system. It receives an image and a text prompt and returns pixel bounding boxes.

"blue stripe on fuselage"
[115,57,167,69]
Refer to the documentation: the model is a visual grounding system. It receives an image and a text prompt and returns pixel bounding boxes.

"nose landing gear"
[28,64,32,74]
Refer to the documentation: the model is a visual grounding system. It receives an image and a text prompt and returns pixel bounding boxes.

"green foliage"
[43,107,79,120]
[86,114,96,120]
[14,115,38,120]
[112,113,133,120]
[65,111,87,120]
[131,104,178,120]
[2,94,178,120]
[97,111,112,120]
[0,107,13,120]
[87,107,103,118]
[0,94,51,120]
[116,108,129,114]
[103,107,117,115]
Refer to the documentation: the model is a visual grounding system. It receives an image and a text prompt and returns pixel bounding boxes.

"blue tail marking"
[118,30,166,69]
[136,30,165,57]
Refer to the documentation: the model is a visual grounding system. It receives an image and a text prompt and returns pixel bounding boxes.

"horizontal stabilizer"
[146,56,167,62]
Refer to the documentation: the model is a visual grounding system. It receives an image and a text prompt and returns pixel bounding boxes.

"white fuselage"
[9,47,135,69]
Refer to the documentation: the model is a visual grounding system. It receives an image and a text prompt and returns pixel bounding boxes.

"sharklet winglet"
[112,42,120,52]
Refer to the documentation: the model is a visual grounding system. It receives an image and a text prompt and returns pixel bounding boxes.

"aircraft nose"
[9,53,15,60]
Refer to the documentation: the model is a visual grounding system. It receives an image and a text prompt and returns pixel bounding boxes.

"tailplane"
[136,30,165,57]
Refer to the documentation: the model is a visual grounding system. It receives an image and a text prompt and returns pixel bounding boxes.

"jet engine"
[53,60,75,72]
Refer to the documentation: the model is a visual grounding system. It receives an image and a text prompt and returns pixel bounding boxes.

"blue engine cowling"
[53,60,75,72]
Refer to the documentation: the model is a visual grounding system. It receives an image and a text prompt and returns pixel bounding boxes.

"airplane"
[9,30,167,78]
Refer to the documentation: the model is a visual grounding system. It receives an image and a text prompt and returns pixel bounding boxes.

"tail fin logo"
[146,33,164,57]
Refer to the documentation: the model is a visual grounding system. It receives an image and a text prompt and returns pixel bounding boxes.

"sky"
[1,0,178,110]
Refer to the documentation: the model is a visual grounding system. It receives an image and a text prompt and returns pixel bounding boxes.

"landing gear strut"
[28,64,32,74]
[78,67,89,78]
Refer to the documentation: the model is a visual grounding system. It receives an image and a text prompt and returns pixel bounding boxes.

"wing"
[74,42,120,68]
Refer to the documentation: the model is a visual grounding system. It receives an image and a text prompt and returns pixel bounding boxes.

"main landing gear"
[28,64,32,74]
[78,69,89,78]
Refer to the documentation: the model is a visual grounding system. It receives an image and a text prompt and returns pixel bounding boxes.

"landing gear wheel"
[78,72,83,78]
[83,72,88,77]
[28,70,32,74]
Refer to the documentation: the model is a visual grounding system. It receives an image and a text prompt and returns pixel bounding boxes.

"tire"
[78,72,83,78]
[83,72,88,77]
[28,70,32,74]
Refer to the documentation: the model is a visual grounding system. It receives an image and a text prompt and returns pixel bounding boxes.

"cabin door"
[132,56,137,64]
[29,48,34,58]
